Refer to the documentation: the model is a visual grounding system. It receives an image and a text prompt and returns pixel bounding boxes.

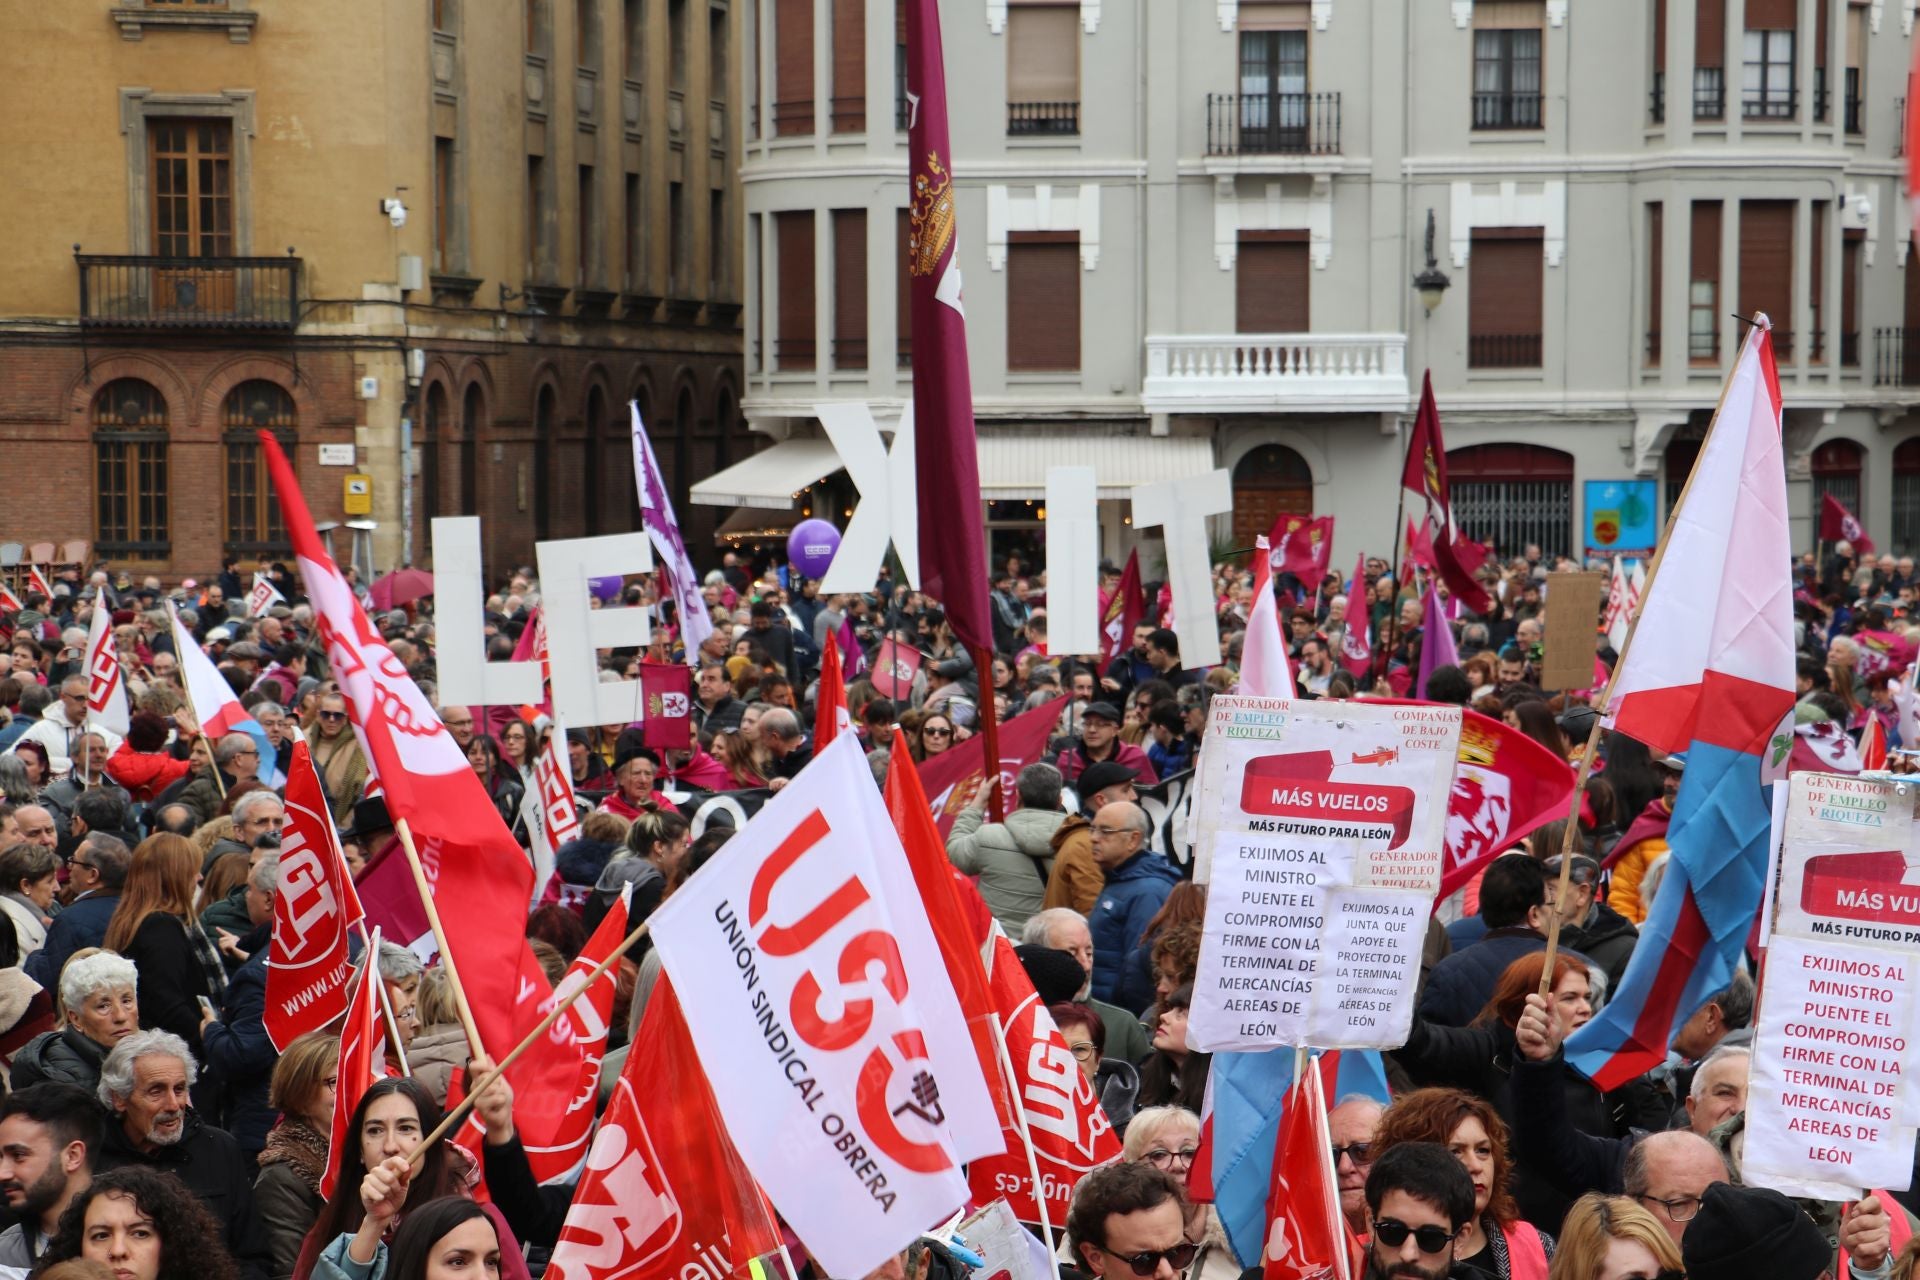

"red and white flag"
[1240,538,1297,699]
[918,697,1063,837]
[83,588,131,736]
[871,637,922,701]
[965,931,1122,1226]
[1268,515,1334,585]
[647,735,1002,1279]
[0,581,19,614]
[1603,558,1633,652]
[322,930,387,1201]
[545,977,782,1280]
[1402,376,1493,615]
[1861,716,1890,772]
[1260,1057,1354,1280]
[25,566,54,603]
[512,608,554,720]
[1820,492,1876,556]
[266,741,364,1050]
[815,626,851,749]
[247,572,286,619]
[522,726,582,909]
[1434,706,1578,903]
[258,432,586,1167]
[523,885,631,1184]
[1338,552,1372,678]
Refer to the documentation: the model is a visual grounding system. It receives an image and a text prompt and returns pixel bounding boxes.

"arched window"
[422,382,448,521]
[94,379,171,557]
[1894,438,1920,554]
[1446,444,1575,561]
[1230,443,1312,551]
[1811,439,1865,531]
[714,384,738,473]
[671,385,695,515]
[583,384,606,534]
[534,385,557,540]
[222,380,296,555]
[460,382,484,514]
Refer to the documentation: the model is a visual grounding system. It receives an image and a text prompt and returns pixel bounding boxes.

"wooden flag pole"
[969,643,1004,822]
[410,914,655,1165]
[392,817,486,1060]
[1539,314,1766,995]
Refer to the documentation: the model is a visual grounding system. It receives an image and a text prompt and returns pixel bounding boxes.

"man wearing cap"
[1684,1181,1877,1280]
[1543,850,1637,991]
[1044,761,1139,914]
[1055,702,1157,787]
[599,746,674,819]
[1607,753,1684,924]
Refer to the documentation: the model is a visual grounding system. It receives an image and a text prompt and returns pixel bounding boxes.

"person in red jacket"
[1055,702,1158,787]
[104,708,201,803]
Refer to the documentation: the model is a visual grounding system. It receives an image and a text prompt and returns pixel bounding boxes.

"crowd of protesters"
[0,530,1901,1280]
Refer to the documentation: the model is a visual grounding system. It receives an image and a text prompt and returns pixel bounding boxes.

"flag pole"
[353,920,412,1076]
[988,1012,1057,1256]
[1539,315,1767,994]
[1383,415,1411,684]
[392,817,488,1060]
[969,643,1005,822]
[409,913,656,1164]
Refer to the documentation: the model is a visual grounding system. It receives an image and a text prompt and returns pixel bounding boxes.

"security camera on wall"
[381,197,408,229]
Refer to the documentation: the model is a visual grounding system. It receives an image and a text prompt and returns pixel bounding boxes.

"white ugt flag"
[648,735,1001,1279]
[84,588,131,736]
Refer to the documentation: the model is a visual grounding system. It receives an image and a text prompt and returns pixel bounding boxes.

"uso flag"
[265,741,364,1050]
[648,735,1001,1279]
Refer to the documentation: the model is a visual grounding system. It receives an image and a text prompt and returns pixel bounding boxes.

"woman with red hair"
[1373,1087,1554,1280]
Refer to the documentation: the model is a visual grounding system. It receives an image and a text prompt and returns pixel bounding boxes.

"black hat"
[338,795,393,840]
[1082,701,1122,723]
[1013,945,1086,1004]
[1078,761,1139,800]
[1682,1183,1832,1280]
[1557,704,1599,742]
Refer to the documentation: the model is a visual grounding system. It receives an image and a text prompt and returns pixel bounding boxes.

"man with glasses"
[1330,1096,1385,1237]
[1084,801,1178,1013]
[437,704,476,752]
[1066,1161,1196,1280]
[177,733,261,828]
[26,833,129,990]
[17,677,122,778]
[1360,1141,1480,1280]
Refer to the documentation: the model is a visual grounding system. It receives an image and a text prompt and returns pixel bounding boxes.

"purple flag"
[630,401,713,665]
[836,616,869,677]
[905,0,992,652]
[1416,579,1459,700]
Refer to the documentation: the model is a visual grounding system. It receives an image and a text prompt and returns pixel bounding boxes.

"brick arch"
[66,355,195,432]
[625,365,656,423]
[454,356,497,430]
[667,365,703,432]
[578,361,615,428]
[526,359,565,425]
[193,354,321,437]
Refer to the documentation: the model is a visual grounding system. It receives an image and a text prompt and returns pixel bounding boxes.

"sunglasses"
[923,726,952,737]
[1095,1243,1198,1277]
[1371,1219,1455,1255]
[318,711,348,722]
[1330,1142,1372,1165]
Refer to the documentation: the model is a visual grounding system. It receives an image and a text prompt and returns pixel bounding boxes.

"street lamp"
[1413,208,1451,315]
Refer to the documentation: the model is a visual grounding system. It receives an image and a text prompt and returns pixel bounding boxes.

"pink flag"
[1338,553,1372,678]
[871,637,922,701]
[1414,579,1458,700]
[1240,537,1296,698]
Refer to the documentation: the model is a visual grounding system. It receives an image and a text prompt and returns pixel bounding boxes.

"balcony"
[1472,91,1541,130]
[1873,328,1920,387]
[1205,92,1342,157]
[1141,333,1410,414]
[77,254,300,331]
[1007,100,1078,136]
[1468,333,1542,369]
[1650,70,1665,124]
[1743,89,1797,122]
[1694,67,1725,121]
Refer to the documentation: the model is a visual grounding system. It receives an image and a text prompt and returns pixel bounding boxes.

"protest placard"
[1743,772,1920,1198]
[1186,697,1461,1054]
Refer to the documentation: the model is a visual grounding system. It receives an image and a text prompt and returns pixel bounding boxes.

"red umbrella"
[369,568,435,611]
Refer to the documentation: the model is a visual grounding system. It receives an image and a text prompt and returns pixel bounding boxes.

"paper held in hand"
[1186,697,1462,1054]
[1743,772,1920,1199]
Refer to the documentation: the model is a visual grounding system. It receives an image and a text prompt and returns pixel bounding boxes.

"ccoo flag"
[905,0,991,652]
[1567,318,1796,1092]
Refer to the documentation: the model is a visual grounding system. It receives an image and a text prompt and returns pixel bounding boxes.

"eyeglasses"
[1141,1146,1199,1170]
[1066,1040,1098,1062]
[1330,1142,1372,1166]
[70,860,95,873]
[1635,1194,1702,1223]
[1371,1220,1456,1255]
[318,711,348,722]
[234,749,259,758]
[1091,824,1137,837]
[1094,1243,1199,1277]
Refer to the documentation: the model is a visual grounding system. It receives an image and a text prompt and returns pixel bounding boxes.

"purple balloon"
[589,574,624,602]
[787,519,842,578]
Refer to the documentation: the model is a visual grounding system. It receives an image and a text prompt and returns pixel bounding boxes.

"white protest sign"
[646,735,1000,1280]
[815,401,919,593]
[1186,697,1461,1053]
[1131,470,1232,670]
[431,516,543,708]
[1044,466,1100,656]
[1743,772,1920,1197]
[534,532,655,727]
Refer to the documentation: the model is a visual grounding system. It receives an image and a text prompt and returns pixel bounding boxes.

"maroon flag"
[1402,373,1493,614]
[906,0,991,651]
[1098,549,1147,669]
[1266,515,1334,585]
[918,698,1063,836]
[639,662,692,751]
[871,637,923,700]
[1819,492,1876,556]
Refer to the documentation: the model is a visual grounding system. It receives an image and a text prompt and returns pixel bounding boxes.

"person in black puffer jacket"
[12,951,141,1094]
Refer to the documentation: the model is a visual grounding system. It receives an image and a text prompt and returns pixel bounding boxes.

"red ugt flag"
[1261,1058,1355,1280]
[322,934,387,1201]
[545,978,781,1280]
[1819,492,1875,556]
[265,740,364,1050]
[905,0,991,652]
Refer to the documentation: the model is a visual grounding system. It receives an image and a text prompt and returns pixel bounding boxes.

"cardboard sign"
[1540,571,1606,691]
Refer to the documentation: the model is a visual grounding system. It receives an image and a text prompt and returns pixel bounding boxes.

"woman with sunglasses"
[913,714,957,764]
[304,694,367,828]
[1372,1087,1554,1280]
[1118,1108,1236,1280]
[1545,1194,1681,1280]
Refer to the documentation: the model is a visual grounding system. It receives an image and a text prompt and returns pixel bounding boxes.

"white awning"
[688,438,844,509]
[978,432,1216,499]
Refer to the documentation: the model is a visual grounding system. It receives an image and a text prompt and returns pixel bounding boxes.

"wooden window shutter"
[1817,1,1830,73]
[1238,1,1310,32]
[1697,0,1724,66]
[774,0,814,136]
[1810,201,1825,357]
[1007,233,1080,372]
[1235,233,1310,333]
[1006,5,1079,104]
[1474,0,1545,27]
[832,0,865,132]
[1691,201,1722,283]
[1846,4,1864,66]
[1469,233,1544,336]
[1843,231,1862,357]
[832,209,868,370]
[896,208,912,367]
[1654,0,1667,67]
[1738,201,1795,341]
[1746,0,1794,29]
[1648,203,1663,363]
[775,210,816,370]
